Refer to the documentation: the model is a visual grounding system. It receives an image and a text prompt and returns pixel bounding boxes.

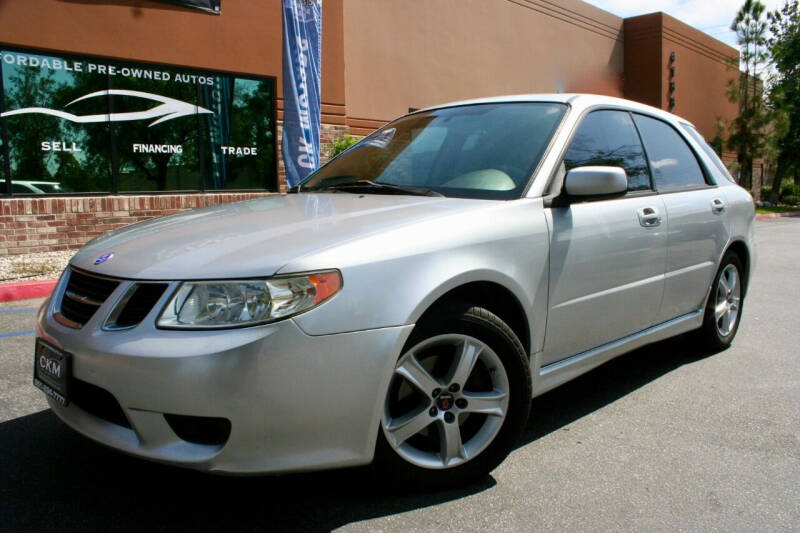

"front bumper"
[37,290,412,474]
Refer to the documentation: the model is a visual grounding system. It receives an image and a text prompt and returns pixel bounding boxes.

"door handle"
[637,206,661,227]
[711,198,726,215]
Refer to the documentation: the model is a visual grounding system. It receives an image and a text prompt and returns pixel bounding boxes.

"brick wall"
[0,192,275,256]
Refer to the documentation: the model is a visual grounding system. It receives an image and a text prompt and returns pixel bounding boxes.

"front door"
[542,110,667,365]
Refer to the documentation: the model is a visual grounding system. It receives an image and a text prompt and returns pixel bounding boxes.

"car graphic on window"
[1,89,212,127]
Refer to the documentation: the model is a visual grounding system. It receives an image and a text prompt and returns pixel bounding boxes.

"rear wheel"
[698,251,745,351]
[375,302,531,487]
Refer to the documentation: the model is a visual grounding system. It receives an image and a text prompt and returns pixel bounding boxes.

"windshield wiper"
[318,180,444,197]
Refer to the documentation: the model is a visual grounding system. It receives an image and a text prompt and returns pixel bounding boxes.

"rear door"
[631,114,730,322]
[543,110,667,365]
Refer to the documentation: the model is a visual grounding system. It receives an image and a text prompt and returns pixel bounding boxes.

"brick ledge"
[1,192,276,256]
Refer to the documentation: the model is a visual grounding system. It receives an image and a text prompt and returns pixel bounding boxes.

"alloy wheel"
[714,264,741,337]
[382,333,510,469]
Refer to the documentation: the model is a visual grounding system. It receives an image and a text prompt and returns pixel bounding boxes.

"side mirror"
[564,166,627,197]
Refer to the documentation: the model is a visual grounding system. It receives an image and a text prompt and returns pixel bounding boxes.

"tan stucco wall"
[625,13,739,140]
[342,0,625,133]
[660,14,739,139]
[624,14,663,108]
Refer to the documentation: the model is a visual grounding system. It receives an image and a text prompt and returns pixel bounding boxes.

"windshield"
[299,102,567,200]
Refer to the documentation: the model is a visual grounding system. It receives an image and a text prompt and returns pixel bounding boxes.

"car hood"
[70,193,488,280]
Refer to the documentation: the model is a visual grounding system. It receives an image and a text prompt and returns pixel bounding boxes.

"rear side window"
[633,114,708,191]
[563,110,651,191]
[682,124,736,183]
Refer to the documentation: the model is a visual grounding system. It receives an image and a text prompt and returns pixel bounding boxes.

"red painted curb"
[756,211,800,220]
[0,279,58,303]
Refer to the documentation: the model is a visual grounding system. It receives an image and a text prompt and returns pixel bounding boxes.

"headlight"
[157,270,341,329]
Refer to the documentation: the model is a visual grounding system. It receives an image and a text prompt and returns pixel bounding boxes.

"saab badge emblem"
[94,252,114,265]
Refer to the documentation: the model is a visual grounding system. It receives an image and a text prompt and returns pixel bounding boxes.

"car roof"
[416,93,696,130]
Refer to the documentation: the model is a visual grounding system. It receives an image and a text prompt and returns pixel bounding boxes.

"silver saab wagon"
[35,94,755,486]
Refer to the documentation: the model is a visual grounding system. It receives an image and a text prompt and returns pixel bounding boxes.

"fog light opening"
[163,414,231,446]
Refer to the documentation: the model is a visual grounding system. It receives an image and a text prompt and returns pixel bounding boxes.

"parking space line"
[0,330,36,339]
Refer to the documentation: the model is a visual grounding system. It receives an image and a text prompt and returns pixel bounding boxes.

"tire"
[697,251,745,352]
[374,300,531,488]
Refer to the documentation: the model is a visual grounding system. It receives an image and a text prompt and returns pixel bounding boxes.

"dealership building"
[0,0,740,256]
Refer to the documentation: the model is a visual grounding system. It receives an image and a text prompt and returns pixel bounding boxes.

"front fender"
[281,199,550,354]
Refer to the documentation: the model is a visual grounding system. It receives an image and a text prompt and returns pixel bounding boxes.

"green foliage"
[765,0,800,203]
[782,195,799,205]
[780,182,795,197]
[761,179,799,204]
[328,134,360,158]
[756,204,800,213]
[727,0,771,190]
[709,118,726,155]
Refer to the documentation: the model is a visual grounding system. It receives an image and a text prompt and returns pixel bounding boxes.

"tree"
[3,67,62,182]
[766,0,800,204]
[727,0,771,191]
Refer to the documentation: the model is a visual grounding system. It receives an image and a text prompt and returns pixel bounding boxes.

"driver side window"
[563,110,652,192]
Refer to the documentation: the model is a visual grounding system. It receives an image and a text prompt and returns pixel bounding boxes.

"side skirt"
[532,310,704,397]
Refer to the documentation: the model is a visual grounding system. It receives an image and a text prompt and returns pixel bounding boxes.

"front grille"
[57,269,119,328]
[71,377,131,428]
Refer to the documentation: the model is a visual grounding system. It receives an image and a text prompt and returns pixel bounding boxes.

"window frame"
[0,45,278,197]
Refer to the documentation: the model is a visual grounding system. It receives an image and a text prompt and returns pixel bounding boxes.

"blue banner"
[282,0,322,187]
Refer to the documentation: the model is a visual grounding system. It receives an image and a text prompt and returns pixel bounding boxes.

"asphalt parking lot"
[1,218,798,532]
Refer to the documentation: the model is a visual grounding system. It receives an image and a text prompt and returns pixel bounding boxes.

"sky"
[584,0,786,49]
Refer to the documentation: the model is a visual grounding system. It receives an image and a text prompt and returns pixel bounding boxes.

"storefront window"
[0,48,276,195]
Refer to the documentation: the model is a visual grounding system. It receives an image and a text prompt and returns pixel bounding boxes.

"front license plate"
[33,338,71,406]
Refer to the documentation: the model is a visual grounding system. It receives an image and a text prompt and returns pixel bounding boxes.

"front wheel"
[375,302,531,487]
